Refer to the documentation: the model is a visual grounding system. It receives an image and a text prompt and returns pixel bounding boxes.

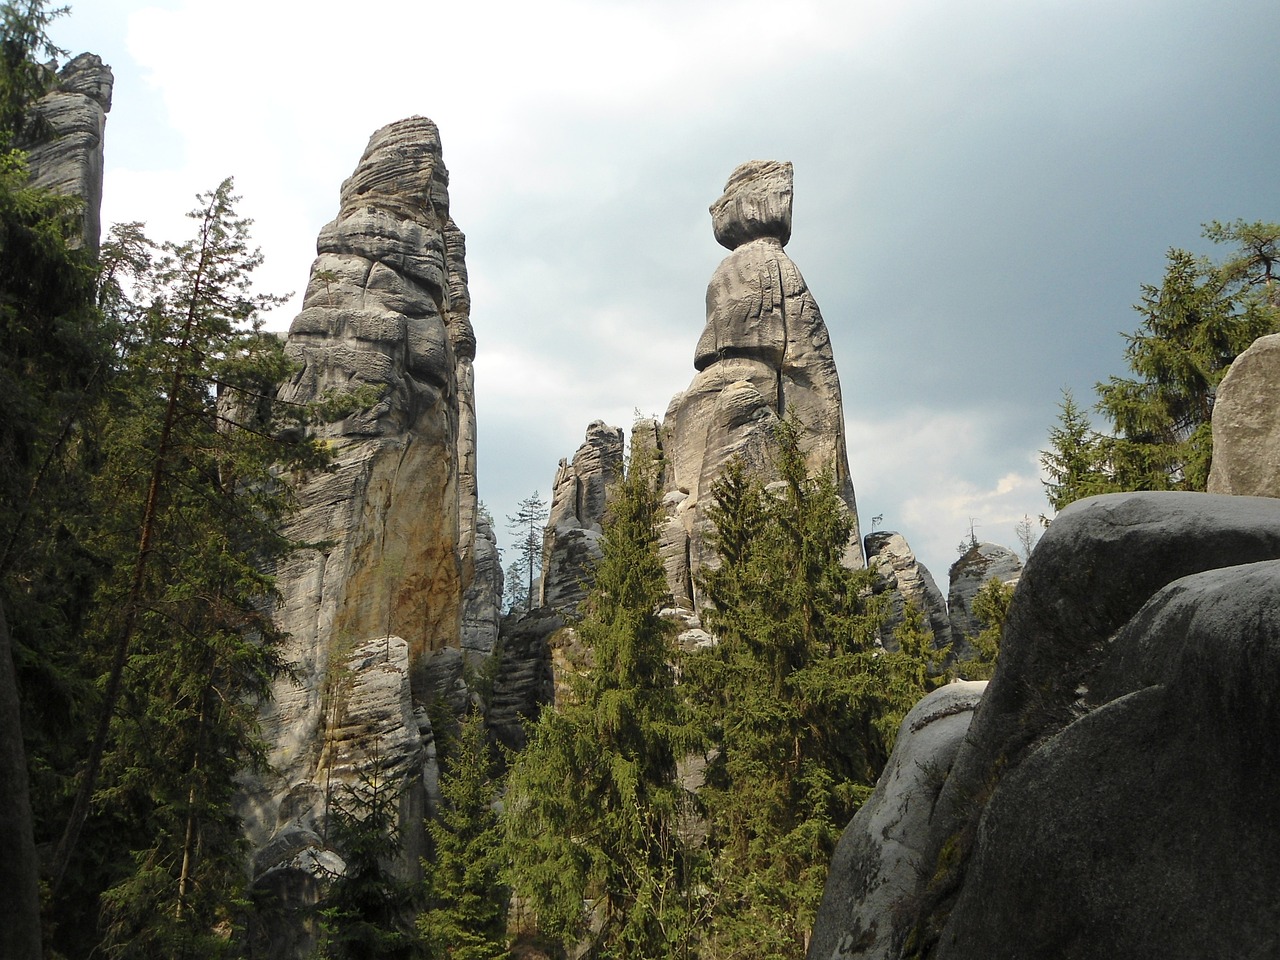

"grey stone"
[242,121,499,952]
[911,492,1280,959]
[865,531,952,651]
[945,542,1021,643]
[1208,333,1280,497]
[935,560,1280,959]
[19,53,113,254]
[809,681,986,960]
[540,421,624,614]
[660,162,863,611]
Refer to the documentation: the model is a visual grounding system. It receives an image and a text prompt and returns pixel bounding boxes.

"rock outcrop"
[946,542,1021,645]
[20,53,113,254]
[864,531,952,650]
[809,681,986,960]
[659,161,863,610]
[240,118,498,948]
[812,492,1280,960]
[1208,332,1280,497]
[540,421,624,614]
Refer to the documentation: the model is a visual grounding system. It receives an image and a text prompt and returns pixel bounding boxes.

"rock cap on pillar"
[710,160,794,250]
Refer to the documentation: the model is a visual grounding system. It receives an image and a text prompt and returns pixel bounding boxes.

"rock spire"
[240,118,499,952]
[659,160,863,610]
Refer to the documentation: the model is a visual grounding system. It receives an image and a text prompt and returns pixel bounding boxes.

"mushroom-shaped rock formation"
[660,161,863,611]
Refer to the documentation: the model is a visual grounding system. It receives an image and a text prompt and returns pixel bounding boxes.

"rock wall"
[240,118,499,950]
[864,531,952,651]
[660,161,863,610]
[540,420,624,614]
[20,53,113,254]
[946,542,1022,650]
[811,492,1280,959]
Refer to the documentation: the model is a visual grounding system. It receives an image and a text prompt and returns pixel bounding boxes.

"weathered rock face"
[946,542,1021,644]
[809,681,986,960]
[20,53,113,254]
[540,421,624,614]
[864,531,951,651]
[1208,333,1280,497]
[246,634,430,959]
[241,118,498,952]
[660,161,862,609]
[826,492,1280,960]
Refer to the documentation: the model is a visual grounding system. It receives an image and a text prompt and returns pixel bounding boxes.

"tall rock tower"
[659,160,863,610]
[240,118,500,953]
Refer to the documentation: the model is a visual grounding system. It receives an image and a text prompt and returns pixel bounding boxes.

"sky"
[53,0,1280,585]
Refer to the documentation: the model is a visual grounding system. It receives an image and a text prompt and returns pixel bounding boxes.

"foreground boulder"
[809,681,986,960]
[813,492,1280,959]
[1208,332,1280,497]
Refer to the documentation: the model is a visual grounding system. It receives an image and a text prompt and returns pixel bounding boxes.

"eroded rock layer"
[1208,332,1280,497]
[865,530,952,651]
[241,119,497,950]
[20,53,113,254]
[661,161,863,610]
[540,420,624,614]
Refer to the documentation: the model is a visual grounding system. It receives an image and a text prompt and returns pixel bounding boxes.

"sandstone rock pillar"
[660,161,863,611]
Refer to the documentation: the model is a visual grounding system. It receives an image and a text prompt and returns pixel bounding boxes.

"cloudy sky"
[55,0,1280,583]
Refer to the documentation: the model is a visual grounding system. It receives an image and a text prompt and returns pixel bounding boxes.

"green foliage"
[1040,389,1118,512]
[418,710,508,960]
[505,437,703,959]
[957,577,1013,681]
[507,491,548,613]
[1051,220,1280,507]
[688,421,938,959]
[0,0,64,146]
[317,769,420,960]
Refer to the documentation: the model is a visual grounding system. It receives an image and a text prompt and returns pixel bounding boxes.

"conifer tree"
[688,421,935,959]
[41,183,330,956]
[1040,389,1117,512]
[418,710,508,960]
[505,436,703,958]
[317,769,420,960]
[507,491,548,610]
[1092,222,1280,492]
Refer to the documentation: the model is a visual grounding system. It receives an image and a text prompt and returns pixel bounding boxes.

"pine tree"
[956,577,1013,682]
[688,421,935,959]
[505,436,703,958]
[41,183,330,956]
[418,710,508,960]
[317,769,420,960]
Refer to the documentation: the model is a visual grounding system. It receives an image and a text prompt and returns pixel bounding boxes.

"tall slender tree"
[507,491,547,610]
[688,421,936,959]
[1091,221,1280,493]
[505,437,703,958]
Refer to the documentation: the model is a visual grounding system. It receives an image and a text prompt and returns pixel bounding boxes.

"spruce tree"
[507,491,548,610]
[1094,222,1280,492]
[43,183,329,956]
[418,710,508,960]
[505,436,703,959]
[688,421,936,959]
[1040,389,1117,512]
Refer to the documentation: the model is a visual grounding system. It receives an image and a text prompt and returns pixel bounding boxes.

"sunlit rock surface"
[20,53,113,254]
[1208,332,1280,497]
[660,161,863,610]
[239,118,498,955]
[865,530,952,651]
